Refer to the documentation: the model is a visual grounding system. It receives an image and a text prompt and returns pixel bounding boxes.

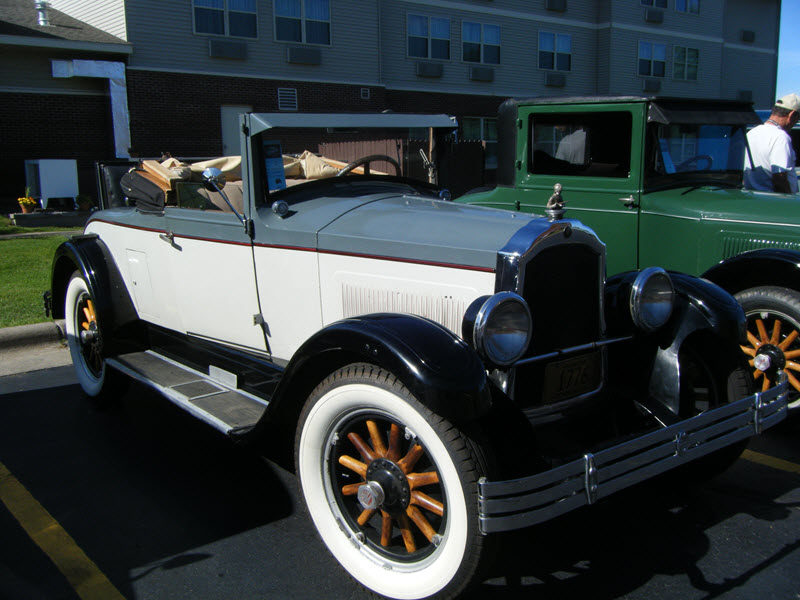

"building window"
[539,32,571,71]
[408,15,450,60]
[641,0,667,7]
[463,22,500,64]
[673,46,698,80]
[463,117,498,168]
[194,0,257,38]
[675,0,700,13]
[275,0,330,45]
[638,41,666,77]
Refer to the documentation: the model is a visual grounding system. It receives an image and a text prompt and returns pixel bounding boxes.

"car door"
[162,194,267,353]
[514,102,646,276]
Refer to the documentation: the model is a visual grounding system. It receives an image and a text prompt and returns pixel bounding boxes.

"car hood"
[317,194,543,270]
[644,185,800,226]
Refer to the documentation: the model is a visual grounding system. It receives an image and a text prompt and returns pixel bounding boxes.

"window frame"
[462,116,498,169]
[407,14,451,61]
[638,41,667,78]
[672,46,699,81]
[273,0,331,46]
[193,0,258,39]
[538,31,572,72]
[462,22,501,65]
[675,0,700,14]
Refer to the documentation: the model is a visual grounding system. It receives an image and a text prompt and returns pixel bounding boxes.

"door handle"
[619,196,638,209]
[159,231,174,245]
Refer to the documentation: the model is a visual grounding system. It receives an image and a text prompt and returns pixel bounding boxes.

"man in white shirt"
[743,93,800,193]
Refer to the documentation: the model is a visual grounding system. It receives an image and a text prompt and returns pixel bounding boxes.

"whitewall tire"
[296,363,490,600]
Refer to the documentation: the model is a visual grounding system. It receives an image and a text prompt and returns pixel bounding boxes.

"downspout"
[51,59,131,158]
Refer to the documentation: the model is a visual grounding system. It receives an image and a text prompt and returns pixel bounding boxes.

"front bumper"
[478,378,788,534]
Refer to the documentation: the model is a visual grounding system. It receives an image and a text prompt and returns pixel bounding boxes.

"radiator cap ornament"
[545,183,566,220]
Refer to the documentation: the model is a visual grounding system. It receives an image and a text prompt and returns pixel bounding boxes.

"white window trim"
[273,0,331,46]
[538,31,572,72]
[406,14,451,61]
[461,22,501,65]
[638,40,667,78]
[192,0,258,40]
[674,0,701,14]
[672,46,699,81]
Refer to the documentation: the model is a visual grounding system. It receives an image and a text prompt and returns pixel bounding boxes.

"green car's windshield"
[647,123,747,188]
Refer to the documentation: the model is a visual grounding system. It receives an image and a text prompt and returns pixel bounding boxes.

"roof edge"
[0,34,132,54]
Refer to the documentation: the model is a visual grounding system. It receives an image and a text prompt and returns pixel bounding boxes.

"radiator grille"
[514,243,603,409]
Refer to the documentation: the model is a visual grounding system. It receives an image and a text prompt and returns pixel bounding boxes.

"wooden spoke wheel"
[65,271,126,400]
[296,363,491,600]
[736,286,800,403]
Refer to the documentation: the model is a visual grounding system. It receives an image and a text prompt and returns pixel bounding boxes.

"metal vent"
[415,62,444,78]
[287,47,321,65]
[277,88,298,111]
[469,66,494,82]
[644,9,664,23]
[643,78,661,93]
[209,40,247,59]
[361,87,370,100]
[721,234,800,259]
[545,72,566,87]
[340,283,467,336]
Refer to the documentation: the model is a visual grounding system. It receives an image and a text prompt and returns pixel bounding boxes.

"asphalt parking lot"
[1,326,798,599]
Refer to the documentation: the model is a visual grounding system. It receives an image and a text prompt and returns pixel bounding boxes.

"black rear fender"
[51,234,140,355]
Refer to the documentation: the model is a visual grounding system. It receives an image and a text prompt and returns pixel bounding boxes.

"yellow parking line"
[0,461,125,600]
[741,449,800,475]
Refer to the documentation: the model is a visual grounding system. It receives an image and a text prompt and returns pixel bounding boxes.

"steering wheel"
[676,154,713,171]
[337,154,400,177]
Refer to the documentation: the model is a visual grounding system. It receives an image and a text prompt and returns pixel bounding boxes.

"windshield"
[646,122,747,188]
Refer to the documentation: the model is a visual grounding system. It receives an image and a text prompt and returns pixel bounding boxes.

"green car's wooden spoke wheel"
[740,315,800,392]
[736,286,800,398]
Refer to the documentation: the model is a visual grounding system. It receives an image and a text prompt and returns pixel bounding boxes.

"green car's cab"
[459,96,800,403]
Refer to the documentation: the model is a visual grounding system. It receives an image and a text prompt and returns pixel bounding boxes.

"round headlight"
[630,267,674,332]
[473,292,532,366]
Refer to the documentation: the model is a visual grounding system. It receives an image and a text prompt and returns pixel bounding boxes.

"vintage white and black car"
[47,113,787,600]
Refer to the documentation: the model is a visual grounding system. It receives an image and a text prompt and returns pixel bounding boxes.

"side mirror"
[202,167,226,191]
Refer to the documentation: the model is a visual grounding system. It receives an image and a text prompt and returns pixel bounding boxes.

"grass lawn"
[0,235,73,328]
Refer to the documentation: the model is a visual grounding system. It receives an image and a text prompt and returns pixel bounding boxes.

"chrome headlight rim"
[473,291,532,367]
[630,267,674,332]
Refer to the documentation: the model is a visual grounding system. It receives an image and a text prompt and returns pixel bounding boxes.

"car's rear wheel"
[736,286,800,408]
[295,363,491,600]
[65,271,127,401]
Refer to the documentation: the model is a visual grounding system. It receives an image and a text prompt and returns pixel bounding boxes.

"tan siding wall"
[49,0,128,40]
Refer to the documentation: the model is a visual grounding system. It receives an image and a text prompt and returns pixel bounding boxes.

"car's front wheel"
[65,271,127,401]
[736,286,800,407]
[295,363,491,600]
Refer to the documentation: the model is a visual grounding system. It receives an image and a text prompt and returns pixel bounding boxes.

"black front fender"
[252,313,491,451]
[702,248,800,295]
[51,234,140,355]
[607,270,745,414]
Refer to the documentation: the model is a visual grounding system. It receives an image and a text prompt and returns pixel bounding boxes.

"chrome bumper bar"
[478,379,788,534]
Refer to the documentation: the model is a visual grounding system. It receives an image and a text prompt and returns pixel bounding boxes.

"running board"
[108,351,269,436]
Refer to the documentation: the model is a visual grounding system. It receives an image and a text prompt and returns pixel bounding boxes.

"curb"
[0,320,66,351]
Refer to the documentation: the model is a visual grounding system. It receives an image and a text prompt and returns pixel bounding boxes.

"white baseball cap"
[775,93,800,112]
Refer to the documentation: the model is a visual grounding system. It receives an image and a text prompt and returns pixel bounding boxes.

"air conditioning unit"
[25,159,78,209]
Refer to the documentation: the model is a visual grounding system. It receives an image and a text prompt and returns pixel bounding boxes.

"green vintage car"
[458,96,800,405]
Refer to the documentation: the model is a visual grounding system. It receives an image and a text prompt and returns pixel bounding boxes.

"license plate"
[543,351,602,404]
